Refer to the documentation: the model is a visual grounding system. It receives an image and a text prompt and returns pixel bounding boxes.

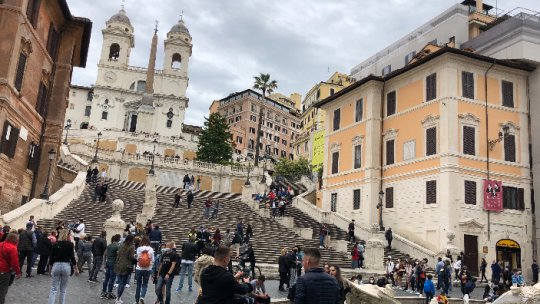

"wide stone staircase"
[39,178,351,268]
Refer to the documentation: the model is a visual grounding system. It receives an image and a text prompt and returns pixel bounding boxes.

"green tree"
[274,157,311,181]
[253,73,278,166]
[196,113,233,164]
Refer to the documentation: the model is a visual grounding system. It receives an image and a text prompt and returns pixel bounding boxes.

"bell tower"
[99,5,135,68]
[163,17,192,77]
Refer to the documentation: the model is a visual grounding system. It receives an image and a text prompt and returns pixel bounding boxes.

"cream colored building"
[65,8,191,136]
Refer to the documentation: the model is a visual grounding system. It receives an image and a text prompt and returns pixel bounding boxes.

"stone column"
[241,184,254,204]
[136,173,157,225]
[103,199,126,238]
[364,225,386,273]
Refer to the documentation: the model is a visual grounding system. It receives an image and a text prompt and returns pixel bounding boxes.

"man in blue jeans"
[176,237,198,292]
[155,242,178,304]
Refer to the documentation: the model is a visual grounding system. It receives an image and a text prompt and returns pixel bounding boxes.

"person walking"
[135,236,154,304]
[72,219,85,251]
[89,231,107,282]
[183,174,190,190]
[319,224,328,249]
[289,247,299,286]
[294,248,340,304]
[199,245,253,304]
[435,257,444,290]
[114,234,135,304]
[91,167,99,183]
[210,200,220,219]
[47,229,78,304]
[76,235,93,273]
[351,243,360,269]
[348,220,355,243]
[187,191,194,209]
[155,241,179,304]
[423,274,435,304]
[101,234,120,300]
[278,248,289,291]
[18,222,36,278]
[148,225,162,253]
[203,199,212,219]
[0,232,21,304]
[480,258,488,283]
[533,260,539,284]
[173,190,182,208]
[36,230,54,275]
[93,181,103,202]
[177,236,198,292]
[385,227,393,249]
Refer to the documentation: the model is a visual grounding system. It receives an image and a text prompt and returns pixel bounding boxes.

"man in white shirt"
[135,237,155,304]
[73,219,85,251]
[385,256,395,286]
[100,169,107,179]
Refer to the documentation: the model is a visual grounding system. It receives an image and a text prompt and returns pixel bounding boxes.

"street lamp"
[488,125,510,151]
[260,155,267,183]
[149,138,158,175]
[92,132,102,163]
[377,190,385,231]
[63,119,72,145]
[245,162,252,186]
[40,149,57,199]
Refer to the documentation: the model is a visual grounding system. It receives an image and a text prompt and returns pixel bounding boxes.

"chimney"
[476,0,483,13]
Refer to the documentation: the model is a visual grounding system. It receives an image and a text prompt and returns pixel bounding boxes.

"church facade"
[66,8,191,137]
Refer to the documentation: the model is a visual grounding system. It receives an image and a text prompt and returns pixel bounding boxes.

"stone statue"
[103,199,126,239]
[345,281,400,304]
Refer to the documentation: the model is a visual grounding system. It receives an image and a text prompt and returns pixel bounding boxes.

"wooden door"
[464,234,479,276]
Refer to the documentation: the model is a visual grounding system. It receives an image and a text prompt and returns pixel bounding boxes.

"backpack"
[139,250,151,268]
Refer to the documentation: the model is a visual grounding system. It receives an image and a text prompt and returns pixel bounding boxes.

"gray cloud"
[68,0,538,126]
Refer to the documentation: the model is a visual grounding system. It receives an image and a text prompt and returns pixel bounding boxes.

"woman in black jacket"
[329,265,346,304]
[36,230,53,274]
[47,229,78,304]
[278,248,289,291]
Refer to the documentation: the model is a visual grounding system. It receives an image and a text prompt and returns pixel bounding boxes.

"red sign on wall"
[484,180,503,211]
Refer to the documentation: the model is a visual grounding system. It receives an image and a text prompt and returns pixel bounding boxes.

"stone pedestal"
[276,216,294,228]
[329,239,349,253]
[103,199,126,239]
[364,225,386,273]
[136,174,157,225]
[292,227,313,240]
[439,230,460,258]
[241,184,254,203]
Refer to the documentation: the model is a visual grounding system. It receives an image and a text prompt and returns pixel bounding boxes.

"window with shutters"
[504,134,516,162]
[354,145,362,169]
[14,53,28,91]
[426,180,437,204]
[331,151,339,174]
[331,193,337,212]
[0,122,20,158]
[385,187,394,208]
[503,186,524,210]
[353,189,361,210]
[27,143,40,172]
[333,108,340,131]
[464,180,477,205]
[46,23,60,59]
[426,127,437,156]
[426,73,437,101]
[355,99,363,122]
[463,126,476,155]
[35,82,48,117]
[502,80,514,108]
[462,71,474,99]
[386,139,395,165]
[26,0,41,28]
[386,91,396,116]
[330,88,335,95]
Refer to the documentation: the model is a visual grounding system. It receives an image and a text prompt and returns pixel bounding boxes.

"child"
[424,274,435,304]
[437,291,449,304]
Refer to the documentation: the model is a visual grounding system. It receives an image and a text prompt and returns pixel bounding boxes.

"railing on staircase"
[293,188,437,263]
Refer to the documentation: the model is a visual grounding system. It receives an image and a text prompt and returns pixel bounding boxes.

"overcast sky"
[67,0,538,126]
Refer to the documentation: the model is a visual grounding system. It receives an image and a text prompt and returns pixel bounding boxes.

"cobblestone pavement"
[6,272,288,304]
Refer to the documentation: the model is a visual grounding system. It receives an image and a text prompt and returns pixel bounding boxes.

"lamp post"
[488,125,510,151]
[63,120,72,145]
[149,138,158,175]
[92,132,102,163]
[40,149,57,199]
[260,155,267,183]
[377,190,385,231]
[245,162,252,186]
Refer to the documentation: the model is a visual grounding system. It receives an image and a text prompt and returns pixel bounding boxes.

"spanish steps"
[39,178,356,268]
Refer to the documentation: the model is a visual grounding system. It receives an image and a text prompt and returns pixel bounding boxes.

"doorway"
[129,114,138,132]
[496,239,521,271]
[464,234,479,276]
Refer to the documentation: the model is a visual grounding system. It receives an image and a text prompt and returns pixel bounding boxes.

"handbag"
[1,244,15,286]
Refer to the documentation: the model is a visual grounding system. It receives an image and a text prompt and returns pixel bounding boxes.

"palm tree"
[253,73,278,166]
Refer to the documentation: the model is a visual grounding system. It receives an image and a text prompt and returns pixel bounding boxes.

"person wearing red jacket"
[0,232,21,304]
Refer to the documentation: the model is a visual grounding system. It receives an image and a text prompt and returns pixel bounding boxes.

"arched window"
[166,108,174,128]
[109,43,120,61]
[171,53,181,69]
[80,122,89,129]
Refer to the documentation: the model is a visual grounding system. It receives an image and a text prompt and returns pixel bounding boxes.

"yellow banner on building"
[311,129,325,171]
